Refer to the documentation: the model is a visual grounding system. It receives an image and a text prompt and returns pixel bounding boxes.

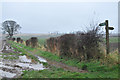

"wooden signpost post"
[99,20,114,54]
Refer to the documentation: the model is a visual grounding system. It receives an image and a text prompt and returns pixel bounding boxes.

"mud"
[36,56,47,63]
[15,41,88,73]
[0,40,47,78]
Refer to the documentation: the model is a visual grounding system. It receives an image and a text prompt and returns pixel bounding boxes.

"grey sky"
[2,2,118,33]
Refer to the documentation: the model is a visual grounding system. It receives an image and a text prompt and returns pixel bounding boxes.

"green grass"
[109,37,120,43]
[3,56,19,60]
[30,50,119,76]
[1,52,26,60]
[104,37,120,43]
[38,39,46,46]
[8,40,119,78]
[2,52,26,56]
[22,66,86,78]
[8,41,40,62]
[2,53,17,55]
[0,56,2,58]
[21,65,118,78]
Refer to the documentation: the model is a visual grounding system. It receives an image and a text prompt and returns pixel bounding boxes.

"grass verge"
[8,40,119,78]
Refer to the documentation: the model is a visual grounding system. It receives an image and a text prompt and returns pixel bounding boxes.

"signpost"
[108,27,114,30]
[99,20,114,54]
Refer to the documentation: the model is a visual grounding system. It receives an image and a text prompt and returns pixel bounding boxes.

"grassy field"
[13,33,62,40]
[104,37,120,43]
[38,39,46,46]
[14,34,119,45]
[21,65,118,78]
[7,34,119,78]
[109,37,119,43]
[8,40,119,78]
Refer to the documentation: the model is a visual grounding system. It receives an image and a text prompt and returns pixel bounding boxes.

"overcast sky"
[1,2,118,33]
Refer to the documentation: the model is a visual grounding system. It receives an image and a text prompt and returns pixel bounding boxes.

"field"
[1,1,119,79]
[0,33,119,78]
[11,34,120,78]
[8,40,119,78]
[14,34,119,52]
[103,37,119,52]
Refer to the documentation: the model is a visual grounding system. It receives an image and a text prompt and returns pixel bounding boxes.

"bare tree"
[2,20,21,38]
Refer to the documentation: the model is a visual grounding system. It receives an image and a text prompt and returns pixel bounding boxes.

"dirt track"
[13,42,87,73]
[0,40,47,78]
[0,40,87,79]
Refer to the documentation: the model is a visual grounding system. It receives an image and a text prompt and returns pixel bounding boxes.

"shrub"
[25,39,31,46]
[17,37,21,43]
[12,37,16,41]
[30,37,38,48]
[57,34,76,57]
[46,26,103,60]
[20,39,23,43]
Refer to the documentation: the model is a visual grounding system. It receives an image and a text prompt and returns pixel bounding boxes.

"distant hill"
[13,33,63,40]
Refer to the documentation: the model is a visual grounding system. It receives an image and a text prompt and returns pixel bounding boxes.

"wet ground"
[0,40,88,79]
[13,41,88,73]
[0,40,47,78]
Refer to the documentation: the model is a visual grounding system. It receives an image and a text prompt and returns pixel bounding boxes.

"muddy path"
[47,60,87,73]
[0,40,47,79]
[12,42,87,73]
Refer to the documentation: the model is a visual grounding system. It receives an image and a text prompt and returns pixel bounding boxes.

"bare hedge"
[25,39,31,46]
[46,26,103,60]
[17,37,21,43]
[12,37,16,41]
[20,39,23,43]
[25,37,38,48]
[30,37,38,48]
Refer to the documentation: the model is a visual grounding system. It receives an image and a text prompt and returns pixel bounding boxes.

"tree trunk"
[9,34,13,39]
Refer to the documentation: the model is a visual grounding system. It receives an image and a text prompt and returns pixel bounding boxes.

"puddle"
[37,56,47,63]
[0,59,46,78]
[29,63,45,70]
[6,45,10,50]
[0,41,47,78]
[19,52,22,54]
[16,63,46,70]
[18,55,46,70]
[0,70,16,78]
[19,55,31,63]
[0,62,18,78]
[0,64,14,69]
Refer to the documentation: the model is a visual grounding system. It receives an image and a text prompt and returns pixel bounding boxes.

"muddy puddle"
[0,41,47,78]
[0,70,16,78]
[19,55,32,63]
[37,56,47,63]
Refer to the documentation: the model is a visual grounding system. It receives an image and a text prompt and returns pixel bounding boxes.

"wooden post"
[105,20,109,54]
[99,20,114,55]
